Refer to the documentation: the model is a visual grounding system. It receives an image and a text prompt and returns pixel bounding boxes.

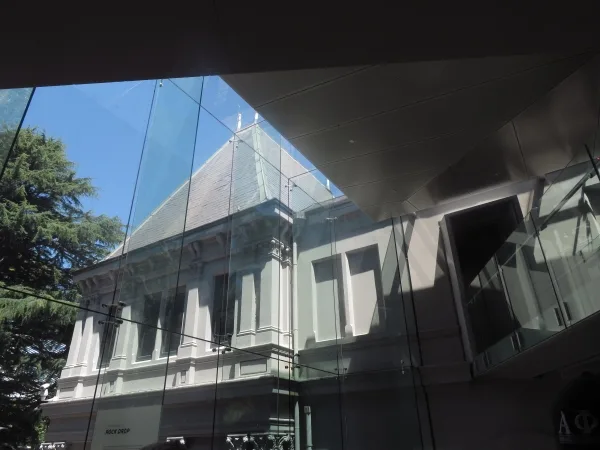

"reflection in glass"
[201,76,259,133]
[136,292,162,361]
[0,87,34,176]
[8,76,434,450]
[213,273,236,346]
[98,316,119,369]
[0,80,155,450]
[160,288,186,356]
[470,146,600,372]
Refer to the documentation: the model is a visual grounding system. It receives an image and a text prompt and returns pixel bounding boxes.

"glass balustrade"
[471,145,600,373]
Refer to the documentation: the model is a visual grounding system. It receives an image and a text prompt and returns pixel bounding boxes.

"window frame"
[212,272,237,346]
[159,287,187,357]
[134,287,187,362]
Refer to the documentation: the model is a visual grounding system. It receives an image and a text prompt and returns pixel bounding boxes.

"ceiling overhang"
[224,52,600,219]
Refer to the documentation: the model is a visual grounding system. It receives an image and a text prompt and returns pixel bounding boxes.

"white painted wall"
[55,219,293,402]
[295,202,393,351]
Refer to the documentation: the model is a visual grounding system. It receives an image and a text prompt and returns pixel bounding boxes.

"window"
[97,305,120,369]
[213,273,236,345]
[313,256,345,341]
[135,287,187,362]
[160,288,186,357]
[98,321,118,369]
[136,292,162,361]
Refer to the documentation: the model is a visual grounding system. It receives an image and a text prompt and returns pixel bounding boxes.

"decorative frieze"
[267,238,291,264]
[226,433,294,450]
[40,442,69,450]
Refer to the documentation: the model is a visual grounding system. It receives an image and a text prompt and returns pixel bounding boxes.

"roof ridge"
[104,123,326,260]
[105,135,235,259]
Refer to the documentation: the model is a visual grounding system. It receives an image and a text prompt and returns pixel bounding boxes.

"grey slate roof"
[109,124,331,257]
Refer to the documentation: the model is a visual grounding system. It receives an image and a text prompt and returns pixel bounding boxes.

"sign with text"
[91,404,161,450]
[555,373,600,448]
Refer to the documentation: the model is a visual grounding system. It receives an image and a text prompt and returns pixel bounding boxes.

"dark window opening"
[445,197,523,353]
[160,287,186,357]
[137,292,162,361]
[98,321,118,369]
[213,273,236,345]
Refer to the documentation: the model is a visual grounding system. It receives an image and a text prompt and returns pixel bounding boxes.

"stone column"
[256,239,290,345]
[111,312,129,395]
[74,296,97,376]
[236,270,257,347]
[179,260,212,361]
[64,295,97,398]
[62,308,86,377]
[197,278,213,353]
[278,263,293,348]
[179,282,201,357]
[257,258,278,345]
[109,303,132,370]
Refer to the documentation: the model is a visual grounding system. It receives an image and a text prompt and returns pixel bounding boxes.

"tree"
[0,127,124,448]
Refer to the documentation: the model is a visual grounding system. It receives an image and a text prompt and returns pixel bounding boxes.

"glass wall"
[0,77,427,450]
[470,143,600,373]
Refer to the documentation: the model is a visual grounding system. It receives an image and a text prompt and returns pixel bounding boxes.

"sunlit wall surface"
[0,78,427,450]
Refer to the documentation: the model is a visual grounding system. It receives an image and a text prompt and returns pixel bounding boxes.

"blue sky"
[22,76,339,230]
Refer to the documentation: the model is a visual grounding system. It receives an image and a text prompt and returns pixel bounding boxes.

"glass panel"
[469,212,574,370]
[504,230,563,350]
[160,288,187,357]
[392,215,434,448]
[289,174,344,450]
[212,345,296,450]
[281,133,344,200]
[465,117,600,371]
[467,267,520,368]
[136,292,162,361]
[12,81,156,315]
[171,77,204,103]
[340,366,425,450]
[292,174,339,380]
[142,104,235,450]
[209,115,294,446]
[330,203,426,450]
[3,74,435,450]
[87,77,202,450]
[92,315,219,450]
[470,144,600,372]
[0,87,34,176]
[393,216,420,362]
[159,333,218,449]
[535,152,600,325]
[3,80,156,450]
[212,273,235,346]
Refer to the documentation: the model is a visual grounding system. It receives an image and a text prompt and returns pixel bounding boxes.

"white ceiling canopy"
[224,52,600,219]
